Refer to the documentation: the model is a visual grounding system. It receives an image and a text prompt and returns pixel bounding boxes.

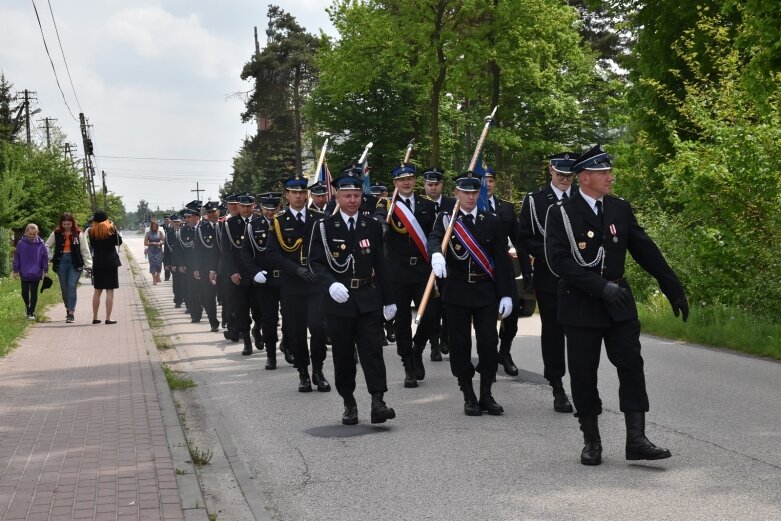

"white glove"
[383,304,397,321]
[329,282,350,303]
[253,270,267,284]
[498,297,514,319]
[431,252,447,278]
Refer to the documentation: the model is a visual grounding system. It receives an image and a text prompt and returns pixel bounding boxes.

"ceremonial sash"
[392,201,429,261]
[446,215,495,280]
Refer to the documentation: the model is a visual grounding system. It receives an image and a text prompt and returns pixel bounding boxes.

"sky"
[0,0,335,214]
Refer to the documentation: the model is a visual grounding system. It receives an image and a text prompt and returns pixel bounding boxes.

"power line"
[46,0,83,113]
[30,0,78,121]
[97,155,231,162]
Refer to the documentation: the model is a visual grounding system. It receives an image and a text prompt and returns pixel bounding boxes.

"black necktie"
[489,200,495,212]
[348,216,356,245]
[434,202,440,213]
[464,213,474,226]
[297,212,304,225]
[403,198,412,210]
[562,192,569,201]
[595,200,604,226]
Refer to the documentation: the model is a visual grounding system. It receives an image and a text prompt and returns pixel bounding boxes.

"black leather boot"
[413,344,425,380]
[370,392,396,424]
[241,331,253,356]
[311,367,331,392]
[625,412,671,460]
[342,395,358,425]
[385,319,396,343]
[498,344,519,376]
[429,337,442,361]
[298,368,312,393]
[459,377,481,416]
[252,324,261,349]
[280,336,294,365]
[550,379,573,413]
[578,415,602,465]
[264,343,277,370]
[402,354,417,388]
[478,376,504,415]
[439,332,449,355]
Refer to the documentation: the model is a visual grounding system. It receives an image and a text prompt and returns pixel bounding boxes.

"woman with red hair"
[45,212,93,323]
[87,210,123,324]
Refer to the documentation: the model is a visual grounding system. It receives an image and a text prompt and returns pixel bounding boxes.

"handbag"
[113,251,122,267]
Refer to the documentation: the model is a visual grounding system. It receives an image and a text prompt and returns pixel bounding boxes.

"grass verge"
[162,363,196,390]
[186,440,213,466]
[0,273,66,357]
[638,293,781,360]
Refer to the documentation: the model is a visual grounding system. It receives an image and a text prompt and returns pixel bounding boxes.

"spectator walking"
[87,210,123,324]
[13,223,49,320]
[144,219,165,284]
[45,213,93,323]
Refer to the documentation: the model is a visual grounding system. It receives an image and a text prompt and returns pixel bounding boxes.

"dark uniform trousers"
[171,269,185,306]
[267,208,327,371]
[252,284,280,346]
[309,213,394,399]
[518,187,572,382]
[427,210,514,381]
[391,271,436,357]
[545,193,685,417]
[193,276,218,327]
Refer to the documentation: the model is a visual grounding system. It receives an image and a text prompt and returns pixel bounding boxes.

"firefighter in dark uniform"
[241,193,284,370]
[421,167,455,359]
[267,176,330,393]
[482,167,532,377]
[308,182,329,212]
[192,201,221,332]
[518,153,577,413]
[545,145,689,466]
[221,193,256,355]
[164,214,184,307]
[370,184,393,347]
[178,205,201,320]
[427,171,514,416]
[214,203,227,314]
[309,167,396,425]
[218,194,241,337]
[383,163,438,388]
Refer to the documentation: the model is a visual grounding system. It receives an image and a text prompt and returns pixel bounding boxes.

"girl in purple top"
[13,223,49,320]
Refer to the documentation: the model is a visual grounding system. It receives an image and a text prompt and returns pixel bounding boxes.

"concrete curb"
[125,248,210,521]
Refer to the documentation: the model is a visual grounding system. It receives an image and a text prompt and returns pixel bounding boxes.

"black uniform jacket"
[430,195,456,216]
[325,193,379,218]
[164,226,178,266]
[545,192,685,327]
[241,217,281,288]
[177,225,198,272]
[220,215,252,285]
[518,185,578,294]
[491,196,532,287]
[384,194,437,283]
[310,213,393,317]
[427,209,514,308]
[193,220,220,274]
[267,207,323,295]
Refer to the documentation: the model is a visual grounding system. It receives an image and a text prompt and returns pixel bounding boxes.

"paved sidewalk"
[0,247,187,521]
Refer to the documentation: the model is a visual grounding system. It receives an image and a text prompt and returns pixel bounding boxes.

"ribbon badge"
[609,224,618,243]
[359,238,370,248]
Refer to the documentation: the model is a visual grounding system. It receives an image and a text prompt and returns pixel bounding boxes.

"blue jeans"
[58,253,80,311]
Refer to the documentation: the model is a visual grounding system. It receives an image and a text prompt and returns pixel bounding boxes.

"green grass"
[186,440,213,466]
[638,293,781,359]
[162,363,196,390]
[0,274,67,357]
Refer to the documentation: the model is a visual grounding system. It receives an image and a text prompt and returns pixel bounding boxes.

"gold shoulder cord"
[273,216,303,253]
[389,207,408,235]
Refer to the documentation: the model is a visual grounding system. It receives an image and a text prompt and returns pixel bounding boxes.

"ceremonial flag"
[361,157,371,194]
[473,154,491,212]
[318,160,334,199]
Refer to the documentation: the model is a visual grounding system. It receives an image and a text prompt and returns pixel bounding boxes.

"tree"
[234,5,320,193]
[0,73,20,144]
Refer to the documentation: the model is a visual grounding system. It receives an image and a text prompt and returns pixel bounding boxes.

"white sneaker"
[27,314,36,320]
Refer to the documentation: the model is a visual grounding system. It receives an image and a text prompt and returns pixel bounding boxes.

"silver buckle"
[273,270,280,278]
[409,257,418,266]
[350,279,360,289]
[468,273,481,283]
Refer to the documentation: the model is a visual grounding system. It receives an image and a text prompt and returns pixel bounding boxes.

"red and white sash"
[393,201,429,261]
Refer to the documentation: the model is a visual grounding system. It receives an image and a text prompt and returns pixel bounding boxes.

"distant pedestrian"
[45,212,93,323]
[144,219,165,284]
[87,210,123,324]
[13,223,49,320]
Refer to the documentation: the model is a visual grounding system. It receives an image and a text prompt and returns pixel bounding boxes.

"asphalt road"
[127,235,780,521]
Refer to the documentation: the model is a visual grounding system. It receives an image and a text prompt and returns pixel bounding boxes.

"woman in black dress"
[87,210,123,324]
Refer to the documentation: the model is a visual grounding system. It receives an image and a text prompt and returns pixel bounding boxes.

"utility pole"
[79,113,97,211]
[101,170,107,205]
[16,90,37,146]
[38,117,57,148]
